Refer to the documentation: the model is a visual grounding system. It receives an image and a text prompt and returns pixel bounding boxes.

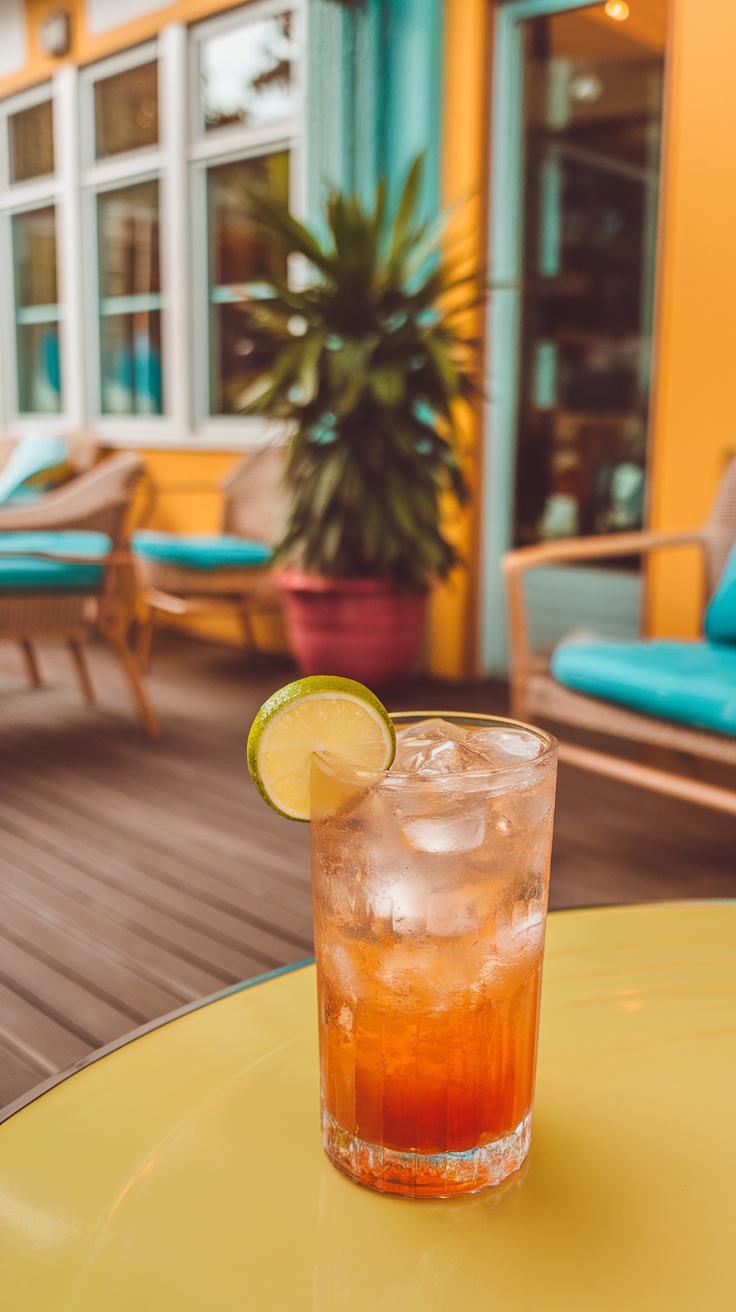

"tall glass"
[310,712,558,1198]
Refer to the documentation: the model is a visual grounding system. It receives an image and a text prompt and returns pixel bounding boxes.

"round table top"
[1,901,735,1310]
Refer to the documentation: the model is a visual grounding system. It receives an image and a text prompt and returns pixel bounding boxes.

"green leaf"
[389,154,424,263]
[370,365,405,407]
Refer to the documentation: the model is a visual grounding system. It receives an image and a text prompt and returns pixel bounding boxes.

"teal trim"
[16,304,60,326]
[495,0,594,18]
[100,293,164,316]
[533,340,557,409]
[482,0,635,674]
[538,152,562,277]
[229,957,315,995]
[306,0,351,222]
[306,0,442,228]
[381,0,443,219]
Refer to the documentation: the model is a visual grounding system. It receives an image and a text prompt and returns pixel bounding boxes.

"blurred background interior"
[0,0,734,1108]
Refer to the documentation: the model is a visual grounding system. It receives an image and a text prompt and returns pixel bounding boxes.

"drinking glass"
[310,712,558,1198]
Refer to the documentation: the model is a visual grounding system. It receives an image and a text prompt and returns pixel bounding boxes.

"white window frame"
[189,0,306,441]
[78,40,169,439]
[0,2,306,448]
[0,82,65,428]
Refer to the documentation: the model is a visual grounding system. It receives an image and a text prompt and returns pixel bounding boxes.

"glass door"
[483,0,668,672]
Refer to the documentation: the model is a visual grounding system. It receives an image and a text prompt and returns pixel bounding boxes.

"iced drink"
[310,712,558,1198]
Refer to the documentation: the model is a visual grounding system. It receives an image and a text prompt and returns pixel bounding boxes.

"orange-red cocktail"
[311,713,558,1197]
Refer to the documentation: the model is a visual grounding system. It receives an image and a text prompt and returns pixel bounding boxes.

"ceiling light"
[604,1,630,19]
[570,73,604,102]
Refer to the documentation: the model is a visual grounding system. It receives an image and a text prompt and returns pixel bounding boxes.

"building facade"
[0,0,732,676]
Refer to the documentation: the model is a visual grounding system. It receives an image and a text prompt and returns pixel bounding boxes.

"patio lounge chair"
[133,444,287,667]
[0,451,159,739]
[503,457,736,816]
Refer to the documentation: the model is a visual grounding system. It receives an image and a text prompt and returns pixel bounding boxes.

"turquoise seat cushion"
[0,435,70,504]
[704,540,736,643]
[132,531,272,570]
[550,639,736,737]
[0,531,111,591]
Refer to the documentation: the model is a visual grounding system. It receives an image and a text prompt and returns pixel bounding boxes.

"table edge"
[2,898,734,1129]
[0,956,315,1128]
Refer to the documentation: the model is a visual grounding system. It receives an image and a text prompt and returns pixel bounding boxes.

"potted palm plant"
[237,157,479,689]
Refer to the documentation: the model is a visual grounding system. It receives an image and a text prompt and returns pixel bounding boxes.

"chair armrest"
[503,528,706,576]
[0,452,142,533]
[502,529,707,719]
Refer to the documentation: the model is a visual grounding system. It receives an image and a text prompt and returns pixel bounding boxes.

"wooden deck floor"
[1,634,734,1110]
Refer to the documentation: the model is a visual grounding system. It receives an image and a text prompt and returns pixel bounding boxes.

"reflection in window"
[94,61,158,159]
[9,100,54,182]
[97,181,163,415]
[201,12,297,131]
[12,207,61,413]
[513,5,665,548]
[207,151,288,414]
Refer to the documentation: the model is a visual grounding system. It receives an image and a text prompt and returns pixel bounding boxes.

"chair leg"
[135,607,156,672]
[69,640,95,704]
[109,633,161,740]
[19,640,43,688]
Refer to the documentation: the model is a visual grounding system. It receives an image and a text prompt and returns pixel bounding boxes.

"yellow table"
[1,903,735,1310]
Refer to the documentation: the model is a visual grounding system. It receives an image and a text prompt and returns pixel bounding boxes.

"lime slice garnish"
[247,676,396,821]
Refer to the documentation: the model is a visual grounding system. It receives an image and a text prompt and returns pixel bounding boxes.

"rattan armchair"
[503,458,736,816]
[0,451,159,739]
[134,444,287,667]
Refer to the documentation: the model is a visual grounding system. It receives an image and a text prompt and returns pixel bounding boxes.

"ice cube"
[395,717,469,746]
[394,736,492,776]
[389,876,428,933]
[426,882,481,936]
[466,726,543,767]
[496,902,546,958]
[392,718,471,772]
[402,809,486,854]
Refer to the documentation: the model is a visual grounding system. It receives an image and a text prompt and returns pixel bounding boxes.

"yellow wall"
[645,0,736,636]
[132,450,289,652]
[428,0,491,679]
[0,0,248,96]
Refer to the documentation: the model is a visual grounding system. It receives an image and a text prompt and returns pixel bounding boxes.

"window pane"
[12,207,61,414]
[94,61,158,159]
[97,181,163,415]
[513,5,665,547]
[13,206,58,306]
[9,100,54,182]
[100,311,163,415]
[201,12,298,131]
[207,151,288,415]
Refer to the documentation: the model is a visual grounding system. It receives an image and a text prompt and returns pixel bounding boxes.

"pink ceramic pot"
[276,571,428,692]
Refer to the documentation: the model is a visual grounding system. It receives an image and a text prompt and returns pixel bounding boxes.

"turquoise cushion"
[132,531,272,570]
[704,540,736,643]
[0,435,69,504]
[550,639,736,736]
[0,531,111,591]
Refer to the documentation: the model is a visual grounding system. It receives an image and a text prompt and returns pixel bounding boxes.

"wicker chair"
[503,457,736,816]
[0,451,159,739]
[134,444,287,667]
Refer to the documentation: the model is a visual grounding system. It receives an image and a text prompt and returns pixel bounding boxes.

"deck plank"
[1,633,735,1112]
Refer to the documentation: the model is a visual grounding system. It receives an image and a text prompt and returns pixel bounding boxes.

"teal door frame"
[306,0,443,224]
[482,0,619,675]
